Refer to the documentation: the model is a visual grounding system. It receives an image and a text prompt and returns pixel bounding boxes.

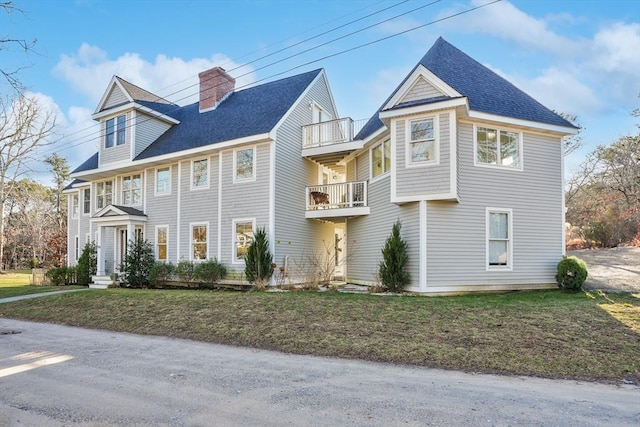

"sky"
[2,0,639,182]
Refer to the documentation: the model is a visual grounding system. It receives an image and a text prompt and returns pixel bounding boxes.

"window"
[156,167,171,195]
[487,208,512,270]
[192,159,208,189]
[156,226,168,261]
[476,126,521,168]
[96,181,113,210]
[122,174,142,205]
[408,118,436,164]
[234,147,255,181]
[71,194,79,218]
[191,224,208,261]
[105,114,126,148]
[83,188,91,214]
[75,236,79,261]
[371,139,391,178]
[234,220,255,262]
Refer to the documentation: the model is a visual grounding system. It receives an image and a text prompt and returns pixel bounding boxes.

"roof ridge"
[114,76,174,105]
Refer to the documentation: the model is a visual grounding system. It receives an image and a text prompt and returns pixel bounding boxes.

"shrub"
[149,262,174,288]
[45,266,76,286]
[194,258,227,288]
[120,235,155,288]
[378,220,410,292]
[76,242,97,285]
[175,260,197,287]
[556,256,588,291]
[244,227,274,288]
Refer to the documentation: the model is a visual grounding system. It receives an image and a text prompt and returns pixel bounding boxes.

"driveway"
[1,319,638,427]
[568,247,640,292]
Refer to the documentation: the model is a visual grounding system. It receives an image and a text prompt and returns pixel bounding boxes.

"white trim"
[176,161,181,261]
[93,76,135,115]
[190,157,210,190]
[561,137,566,256]
[130,110,136,159]
[232,218,256,265]
[449,110,457,198]
[419,200,427,292]
[390,192,458,204]
[486,207,513,272]
[92,101,180,124]
[217,154,222,261]
[384,65,461,110]
[232,146,257,183]
[390,119,397,201]
[468,110,577,136]
[269,142,276,259]
[155,225,169,261]
[379,98,467,120]
[143,168,147,213]
[405,116,439,168]
[189,221,209,262]
[473,124,524,171]
[154,165,172,196]
[369,138,391,182]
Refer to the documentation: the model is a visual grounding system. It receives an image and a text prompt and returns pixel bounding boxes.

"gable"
[398,77,446,105]
[103,84,130,110]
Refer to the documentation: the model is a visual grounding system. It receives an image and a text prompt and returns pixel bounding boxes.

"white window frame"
[486,207,513,271]
[232,218,255,264]
[191,158,209,190]
[233,146,256,183]
[105,114,126,148]
[370,139,391,181]
[121,174,142,206]
[190,222,209,261]
[82,188,91,215]
[406,116,439,167]
[95,180,113,210]
[155,166,171,196]
[71,193,79,219]
[156,225,169,262]
[473,125,523,170]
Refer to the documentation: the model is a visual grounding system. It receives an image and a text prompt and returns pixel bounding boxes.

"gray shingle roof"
[356,37,576,140]
[72,153,98,174]
[116,76,173,105]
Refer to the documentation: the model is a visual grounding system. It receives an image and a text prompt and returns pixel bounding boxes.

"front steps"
[90,275,118,289]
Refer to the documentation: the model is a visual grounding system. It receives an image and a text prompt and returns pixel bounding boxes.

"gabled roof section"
[93,205,146,218]
[94,76,174,114]
[136,69,322,160]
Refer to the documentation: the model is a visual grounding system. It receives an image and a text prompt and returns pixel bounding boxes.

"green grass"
[0,288,637,384]
[0,270,85,298]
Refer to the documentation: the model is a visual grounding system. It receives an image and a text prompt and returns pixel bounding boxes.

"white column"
[96,225,105,276]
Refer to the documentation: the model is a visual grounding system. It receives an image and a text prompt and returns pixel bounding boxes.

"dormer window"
[105,114,126,148]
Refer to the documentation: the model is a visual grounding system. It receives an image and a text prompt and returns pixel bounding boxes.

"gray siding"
[273,74,337,275]
[395,112,451,198]
[100,112,132,165]
[399,77,444,104]
[425,122,564,288]
[144,164,179,263]
[134,112,172,158]
[103,85,128,110]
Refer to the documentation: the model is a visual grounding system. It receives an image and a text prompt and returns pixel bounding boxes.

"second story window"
[122,174,141,205]
[408,118,437,164]
[83,188,91,214]
[105,114,126,148]
[475,126,522,169]
[192,159,209,189]
[96,180,113,210]
[234,147,255,182]
[372,139,391,179]
[71,194,79,219]
[156,167,171,195]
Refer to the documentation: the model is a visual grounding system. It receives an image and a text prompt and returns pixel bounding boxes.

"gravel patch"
[567,247,640,292]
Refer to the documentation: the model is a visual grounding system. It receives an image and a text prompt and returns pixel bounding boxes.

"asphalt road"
[1,319,638,427]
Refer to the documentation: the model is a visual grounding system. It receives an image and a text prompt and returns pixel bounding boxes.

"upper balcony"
[301,118,367,166]
[305,181,370,222]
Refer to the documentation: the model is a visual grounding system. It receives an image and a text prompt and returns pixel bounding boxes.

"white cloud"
[53,43,257,106]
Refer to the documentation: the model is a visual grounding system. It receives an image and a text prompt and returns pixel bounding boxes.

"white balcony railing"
[306,181,367,211]
[302,118,367,149]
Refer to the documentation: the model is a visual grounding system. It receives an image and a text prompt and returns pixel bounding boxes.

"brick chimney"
[198,67,235,112]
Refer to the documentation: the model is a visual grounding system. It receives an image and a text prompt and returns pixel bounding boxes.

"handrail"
[302,118,368,149]
[305,181,368,210]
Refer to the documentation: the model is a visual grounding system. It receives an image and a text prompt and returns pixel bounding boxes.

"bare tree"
[0,94,56,271]
[1,1,37,93]
[554,111,583,156]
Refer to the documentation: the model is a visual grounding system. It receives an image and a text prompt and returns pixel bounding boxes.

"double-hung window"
[122,174,141,205]
[71,194,79,219]
[105,114,126,148]
[487,208,512,270]
[371,139,391,179]
[156,167,171,195]
[192,159,208,189]
[156,226,168,261]
[191,224,208,261]
[234,147,255,182]
[96,181,113,210]
[408,118,436,164]
[475,126,521,168]
[83,188,91,214]
[233,220,255,263]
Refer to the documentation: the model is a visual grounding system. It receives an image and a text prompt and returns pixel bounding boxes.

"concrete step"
[90,275,117,289]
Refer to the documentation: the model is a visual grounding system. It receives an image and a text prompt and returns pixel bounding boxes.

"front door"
[117,228,128,272]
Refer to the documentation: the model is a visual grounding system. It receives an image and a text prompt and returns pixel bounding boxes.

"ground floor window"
[191,223,208,261]
[487,208,512,270]
[233,219,255,263]
[156,226,168,261]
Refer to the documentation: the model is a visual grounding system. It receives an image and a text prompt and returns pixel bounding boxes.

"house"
[65,37,577,293]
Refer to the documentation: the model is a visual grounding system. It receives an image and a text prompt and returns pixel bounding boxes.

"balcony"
[305,181,369,222]
[301,118,367,167]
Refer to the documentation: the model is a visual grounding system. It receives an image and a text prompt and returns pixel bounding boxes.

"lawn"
[0,288,637,384]
[0,270,85,298]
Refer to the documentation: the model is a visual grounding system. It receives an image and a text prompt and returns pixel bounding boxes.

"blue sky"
[2,0,639,179]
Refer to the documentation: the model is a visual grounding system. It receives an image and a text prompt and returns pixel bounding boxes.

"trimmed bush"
[378,220,410,292]
[45,266,76,286]
[76,242,97,285]
[120,235,155,288]
[244,227,274,287]
[175,260,197,287]
[194,258,227,288]
[150,262,174,288]
[556,256,588,291]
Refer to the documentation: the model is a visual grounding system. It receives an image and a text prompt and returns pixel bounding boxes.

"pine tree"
[244,227,274,287]
[76,241,97,285]
[121,235,155,288]
[378,220,410,292]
